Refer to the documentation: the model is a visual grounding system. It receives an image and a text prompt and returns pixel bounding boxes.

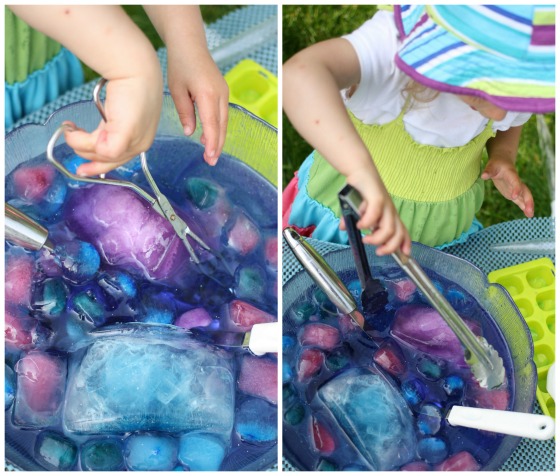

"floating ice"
[417,404,442,435]
[435,451,481,471]
[228,212,260,255]
[417,437,449,464]
[311,417,336,455]
[63,326,235,434]
[97,270,137,301]
[235,397,277,443]
[80,438,125,471]
[6,251,34,308]
[235,264,267,303]
[238,355,277,404]
[54,240,100,283]
[297,348,324,382]
[35,431,78,471]
[373,341,406,376]
[178,433,226,471]
[298,323,340,351]
[31,277,68,319]
[5,310,33,351]
[175,307,212,329]
[284,402,305,425]
[225,299,275,331]
[124,433,178,471]
[318,368,415,470]
[13,351,66,428]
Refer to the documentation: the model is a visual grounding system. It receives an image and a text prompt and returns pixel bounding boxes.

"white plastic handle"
[448,406,555,440]
[248,322,279,356]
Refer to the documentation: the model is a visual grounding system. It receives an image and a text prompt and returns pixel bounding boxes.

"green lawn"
[282,5,554,227]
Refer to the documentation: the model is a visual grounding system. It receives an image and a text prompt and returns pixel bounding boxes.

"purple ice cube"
[391,305,481,366]
[65,185,198,282]
[175,307,212,329]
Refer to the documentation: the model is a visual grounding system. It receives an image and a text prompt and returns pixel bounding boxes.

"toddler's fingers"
[64,123,100,154]
[197,96,221,166]
[376,221,408,256]
[95,128,134,163]
[76,158,128,177]
[171,91,196,137]
[365,213,395,247]
[481,161,500,180]
[356,203,382,232]
[216,97,229,159]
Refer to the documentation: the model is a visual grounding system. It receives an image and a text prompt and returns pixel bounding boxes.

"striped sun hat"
[394,5,555,113]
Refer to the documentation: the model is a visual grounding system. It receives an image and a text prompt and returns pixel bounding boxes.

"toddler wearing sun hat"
[283,4,555,252]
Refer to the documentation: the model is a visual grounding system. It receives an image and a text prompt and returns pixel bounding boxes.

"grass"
[81,6,241,82]
[282,5,554,227]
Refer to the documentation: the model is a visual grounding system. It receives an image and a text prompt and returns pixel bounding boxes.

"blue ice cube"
[417,437,448,464]
[417,356,445,381]
[54,240,100,283]
[185,177,219,209]
[318,368,416,470]
[66,285,109,327]
[61,154,89,188]
[178,433,226,471]
[401,378,426,407]
[31,278,68,319]
[35,431,78,471]
[5,365,16,410]
[442,374,465,398]
[98,270,137,301]
[124,434,178,471]
[235,397,277,443]
[64,325,235,434]
[282,335,296,353]
[235,265,267,304]
[282,361,293,383]
[80,438,125,471]
[140,289,186,325]
[417,404,442,435]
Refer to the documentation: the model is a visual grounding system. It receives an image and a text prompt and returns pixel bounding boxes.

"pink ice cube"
[238,355,277,404]
[297,348,324,381]
[435,451,481,471]
[227,300,275,332]
[15,351,66,413]
[228,213,260,255]
[391,305,481,366]
[12,164,56,202]
[466,379,510,411]
[401,461,430,471]
[5,310,33,350]
[175,308,212,329]
[6,253,35,307]
[298,323,340,351]
[389,278,417,302]
[373,341,406,376]
[264,236,278,270]
[311,417,336,455]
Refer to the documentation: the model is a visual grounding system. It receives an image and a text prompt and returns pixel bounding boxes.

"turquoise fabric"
[5,47,84,129]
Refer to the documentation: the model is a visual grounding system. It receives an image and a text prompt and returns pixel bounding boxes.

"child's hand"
[341,167,412,256]
[63,74,163,177]
[482,158,534,218]
[167,47,229,166]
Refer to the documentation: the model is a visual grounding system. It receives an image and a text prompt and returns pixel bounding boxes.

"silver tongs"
[45,78,210,264]
[338,185,505,389]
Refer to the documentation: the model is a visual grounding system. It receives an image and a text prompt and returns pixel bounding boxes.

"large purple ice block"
[391,304,481,366]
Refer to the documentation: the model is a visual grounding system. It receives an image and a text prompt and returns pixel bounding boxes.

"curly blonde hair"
[402,80,440,109]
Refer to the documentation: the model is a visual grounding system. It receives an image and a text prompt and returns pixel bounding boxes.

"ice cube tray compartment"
[488,258,555,418]
[225,59,278,127]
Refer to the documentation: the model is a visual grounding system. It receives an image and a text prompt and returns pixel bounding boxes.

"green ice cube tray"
[489,258,555,418]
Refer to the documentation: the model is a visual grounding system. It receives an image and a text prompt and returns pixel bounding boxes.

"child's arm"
[143,6,229,166]
[283,38,411,255]
[482,126,534,218]
[9,5,163,176]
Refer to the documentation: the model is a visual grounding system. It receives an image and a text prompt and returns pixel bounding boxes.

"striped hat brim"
[394,5,555,113]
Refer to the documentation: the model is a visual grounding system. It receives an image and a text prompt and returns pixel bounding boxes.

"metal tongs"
[45,78,210,264]
[339,185,505,389]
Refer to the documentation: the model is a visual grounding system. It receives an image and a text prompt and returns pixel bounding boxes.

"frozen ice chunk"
[80,438,125,471]
[235,265,267,303]
[124,433,178,471]
[6,250,35,308]
[35,431,78,471]
[227,212,260,255]
[178,432,226,471]
[63,325,235,434]
[31,277,68,319]
[235,397,277,443]
[298,323,340,351]
[225,299,275,331]
[175,307,212,329]
[53,240,100,283]
[13,351,66,429]
[318,368,415,470]
[391,304,481,366]
[435,451,481,471]
[65,185,198,282]
[417,437,448,464]
[5,309,33,351]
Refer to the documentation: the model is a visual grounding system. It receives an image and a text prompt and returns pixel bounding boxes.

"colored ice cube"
[285,402,305,425]
[238,355,278,404]
[5,310,33,351]
[311,417,336,455]
[401,461,430,471]
[298,323,340,351]
[417,356,445,380]
[140,289,181,325]
[264,236,278,270]
[53,240,101,283]
[417,437,449,464]
[226,300,275,331]
[227,213,260,255]
[185,177,220,209]
[391,305,481,366]
[80,439,125,471]
[401,378,426,407]
[388,278,417,302]
[283,335,296,353]
[318,368,415,470]
[97,270,137,301]
[283,361,293,383]
[13,351,66,428]
[63,327,235,434]
[124,434,178,471]
[326,347,350,372]
[435,451,481,471]
[297,348,324,381]
[61,154,89,188]
[178,433,226,471]
[175,307,212,329]
[6,251,35,308]
[66,285,110,327]
[31,277,68,319]
[235,265,267,303]
[373,341,406,376]
[290,300,316,325]
[65,185,196,282]
[5,365,16,410]
[442,375,465,398]
[35,431,78,471]
[235,397,277,443]
[417,404,442,435]
[465,379,510,411]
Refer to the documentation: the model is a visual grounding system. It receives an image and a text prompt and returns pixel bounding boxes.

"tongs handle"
[338,184,496,373]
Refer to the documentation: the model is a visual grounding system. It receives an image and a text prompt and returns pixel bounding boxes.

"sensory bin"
[282,244,536,471]
[5,101,278,471]
[225,59,278,127]
[488,258,555,419]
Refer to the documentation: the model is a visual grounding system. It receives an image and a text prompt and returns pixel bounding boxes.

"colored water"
[283,268,514,471]
[5,137,277,471]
